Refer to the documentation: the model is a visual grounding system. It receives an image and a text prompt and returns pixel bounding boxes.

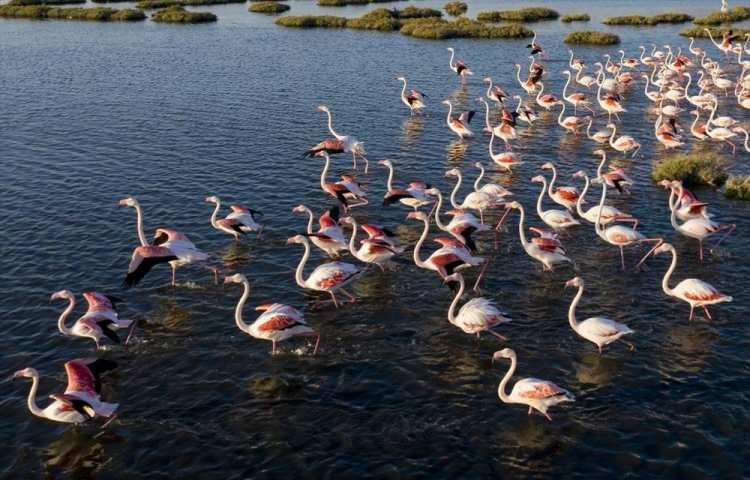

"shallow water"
[1,0,749,478]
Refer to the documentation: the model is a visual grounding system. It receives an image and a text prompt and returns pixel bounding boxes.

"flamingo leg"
[689,305,695,321]
[598,345,603,354]
[703,306,713,320]
[272,340,277,355]
[699,240,704,262]
[171,264,177,287]
[256,225,264,240]
[351,152,357,171]
[473,256,492,294]
[101,413,119,429]
[340,288,357,304]
[488,329,508,341]
[635,238,664,269]
[329,292,340,308]
[624,340,635,352]
[528,406,533,415]
[710,223,736,254]
[125,320,138,345]
[544,412,553,421]
[619,246,626,271]
[361,155,369,175]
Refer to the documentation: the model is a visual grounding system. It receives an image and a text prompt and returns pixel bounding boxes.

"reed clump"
[651,152,729,187]
[724,175,750,200]
[564,30,620,45]
[680,25,750,37]
[604,13,693,25]
[249,1,289,13]
[7,0,84,5]
[477,7,559,23]
[0,4,145,20]
[400,17,533,39]
[275,14,347,28]
[561,12,589,23]
[151,5,216,23]
[317,0,404,6]
[693,6,750,26]
[444,1,466,17]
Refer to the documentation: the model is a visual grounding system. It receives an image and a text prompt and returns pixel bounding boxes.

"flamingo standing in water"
[224,273,319,355]
[447,47,473,82]
[572,170,632,225]
[53,290,136,349]
[317,105,368,172]
[483,77,508,104]
[535,82,559,110]
[513,95,538,124]
[428,186,488,253]
[703,28,735,56]
[379,159,433,210]
[445,167,497,223]
[586,118,612,145]
[562,70,594,115]
[341,216,401,271]
[597,81,626,122]
[607,123,641,157]
[555,102,587,134]
[397,76,426,114]
[492,348,575,421]
[443,272,511,340]
[531,175,580,230]
[473,162,513,201]
[502,201,573,271]
[13,359,118,424]
[287,234,361,308]
[652,243,733,320]
[443,100,474,138]
[205,196,263,241]
[292,204,347,258]
[318,152,368,212]
[489,132,524,171]
[660,180,710,221]
[593,149,633,194]
[565,277,634,354]
[119,197,210,287]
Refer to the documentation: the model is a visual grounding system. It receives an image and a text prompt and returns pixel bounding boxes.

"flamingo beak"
[12,371,24,380]
[222,277,233,284]
[564,279,577,288]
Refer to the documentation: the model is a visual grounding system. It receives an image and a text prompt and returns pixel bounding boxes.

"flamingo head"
[377,159,393,168]
[292,204,307,214]
[340,216,354,225]
[442,100,451,107]
[50,290,74,301]
[118,196,138,208]
[445,208,462,216]
[425,187,440,196]
[593,148,606,156]
[446,47,454,52]
[562,70,570,75]
[483,77,492,83]
[572,170,586,179]
[442,273,463,285]
[657,180,673,189]
[530,175,544,183]
[540,162,554,170]
[285,234,306,245]
[396,76,406,82]
[406,211,427,222]
[565,277,583,289]
[506,201,521,210]
[445,168,460,177]
[223,273,247,285]
[491,348,515,363]
[316,105,329,113]
[12,367,38,380]
[606,123,616,129]
[653,243,673,256]
[204,195,219,204]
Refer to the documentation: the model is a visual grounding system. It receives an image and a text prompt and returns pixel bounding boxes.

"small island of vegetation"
[564,30,620,45]
[476,7,559,23]
[444,1,467,17]
[651,152,729,188]
[561,13,590,23]
[317,0,405,6]
[693,6,750,26]
[151,5,216,23]
[680,25,750,38]
[603,12,693,26]
[249,1,289,14]
[137,0,242,8]
[724,175,750,200]
[7,0,85,5]
[0,4,144,20]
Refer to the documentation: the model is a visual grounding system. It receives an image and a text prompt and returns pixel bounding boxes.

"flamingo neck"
[474,165,485,192]
[447,275,465,324]
[536,82,544,101]
[596,153,606,179]
[320,155,330,191]
[448,49,455,69]
[609,124,618,146]
[489,133,498,159]
[433,190,447,231]
[133,203,148,247]
[568,284,583,330]
[325,109,341,139]
[302,207,314,234]
[294,237,310,288]
[400,79,407,99]
[450,173,462,209]
[347,218,360,258]
[482,100,491,130]
[557,102,565,126]
[563,72,571,98]
[25,373,45,418]
[445,102,453,125]
[516,206,529,249]
[586,119,594,139]
[209,200,221,229]
[234,279,252,332]
[576,175,589,217]
[56,296,75,336]
[497,354,516,403]
[661,247,677,296]
[536,179,547,217]
[412,217,429,269]
[514,96,522,113]
[669,196,683,233]
[485,79,492,98]
[515,65,523,86]
[385,163,395,191]
[595,182,608,235]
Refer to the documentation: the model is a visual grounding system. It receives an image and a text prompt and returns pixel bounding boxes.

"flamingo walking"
[502,201,573,271]
[541,162,580,210]
[607,123,641,157]
[319,152,368,212]
[443,100,474,138]
[429,187,488,253]
[446,167,497,224]
[531,175,580,230]
[53,290,135,349]
[443,272,511,340]
[447,47,473,82]
[397,76,426,114]
[572,170,632,225]
[205,195,263,241]
[292,204,347,258]
[668,184,735,261]
[489,132,524,171]
[317,105,368,172]
[379,159,433,210]
[342,216,401,270]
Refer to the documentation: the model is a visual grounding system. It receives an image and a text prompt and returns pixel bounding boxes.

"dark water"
[2,0,749,478]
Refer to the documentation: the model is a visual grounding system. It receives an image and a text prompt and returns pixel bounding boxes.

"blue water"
[1,1,749,478]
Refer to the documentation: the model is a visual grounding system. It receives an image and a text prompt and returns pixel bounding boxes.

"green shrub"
[138,0,241,7]
[604,12,692,25]
[346,8,400,30]
[275,14,347,28]
[477,7,559,23]
[8,0,84,5]
[0,4,144,19]
[680,25,750,37]
[651,152,729,187]
[651,12,693,23]
[444,1,466,17]
[249,1,289,13]
[561,12,589,23]
[724,175,750,200]
[317,0,402,5]
[564,30,620,45]
[151,5,216,22]
[694,6,750,25]
[394,6,441,19]
[400,17,532,39]
[0,5,50,18]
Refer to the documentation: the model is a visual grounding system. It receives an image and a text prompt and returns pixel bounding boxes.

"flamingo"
[205,196,263,241]
[318,152,368,211]
[607,123,641,157]
[618,49,639,69]
[641,73,664,103]
[668,186,735,261]
[341,216,400,270]
[597,80,626,122]
[473,162,513,200]
[568,50,584,72]
[286,234,360,308]
[428,187,487,253]
[515,63,539,94]
[483,77,508,104]
[443,100,474,138]
[317,105,368,172]
[502,201,573,271]
[592,149,633,194]
[707,96,738,128]
[379,159,433,210]
[513,95,538,124]
[733,126,750,152]
[705,118,739,153]
[690,109,710,140]
[586,118,611,145]
[555,101,587,134]
[540,162,580,210]
[293,204,347,258]
[447,47,473,81]
[445,167,497,224]
[721,0,729,13]
[488,132,524,171]
[52,290,135,349]
[531,175,580,230]
[572,171,631,225]
[594,181,662,270]
[565,276,634,354]
[652,243,733,320]
[576,65,597,89]
[359,223,402,251]
[443,272,511,341]
[224,273,319,355]
[407,211,484,279]
[703,28,734,56]
[12,359,118,424]
[397,76,426,114]
[527,30,544,55]
[661,180,711,221]
[492,348,574,421]
[655,115,685,149]
[562,70,594,115]
[688,37,705,57]
[535,82,558,110]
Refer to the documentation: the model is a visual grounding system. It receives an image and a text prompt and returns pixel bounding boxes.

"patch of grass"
[564,30,620,45]
[604,12,693,25]
[138,0,241,7]
[651,152,729,187]
[7,0,84,5]
[680,25,750,38]
[151,5,216,23]
[477,7,559,23]
[561,12,589,23]
[694,6,750,26]
[275,14,347,28]
[400,17,533,39]
[346,8,401,30]
[394,6,441,19]
[249,1,289,13]
[444,1,466,17]
[0,4,145,19]
[724,175,750,200]
[317,0,405,6]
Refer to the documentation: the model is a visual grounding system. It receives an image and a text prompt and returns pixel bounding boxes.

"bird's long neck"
[25,374,45,418]
[669,196,683,233]
[639,46,646,62]
[597,78,603,101]
[661,247,677,296]
[485,79,492,98]
[557,102,565,126]
[320,155,330,190]
[489,133,497,158]
[684,73,692,97]
[482,100,491,130]
[536,82,544,101]
[347,218,359,257]
[133,203,148,247]
[691,111,700,134]
[666,185,677,211]
[234,279,252,332]
[450,173,462,209]
[303,207,314,234]
[643,75,651,96]
[708,100,718,124]
[568,284,583,331]
[400,79,407,99]
[448,49,455,69]
[445,102,453,124]
[536,179,547,217]
[412,218,429,269]
[576,175,589,217]
[516,206,529,248]
[325,109,341,139]
[586,119,594,139]
[609,124,617,146]
[595,182,608,235]
[474,165,485,192]
[576,67,584,82]
[596,153,606,179]
[56,296,75,336]
[563,72,571,98]
[433,191,447,231]
[447,275,465,324]
[706,29,720,48]
[516,65,523,86]
[294,238,311,288]
[209,200,221,229]
[497,354,516,403]
[385,163,395,191]
[514,96,522,113]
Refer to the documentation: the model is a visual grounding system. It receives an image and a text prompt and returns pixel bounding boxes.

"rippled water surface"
[2,0,749,478]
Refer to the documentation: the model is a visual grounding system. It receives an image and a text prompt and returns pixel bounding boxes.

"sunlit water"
[1,0,749,477]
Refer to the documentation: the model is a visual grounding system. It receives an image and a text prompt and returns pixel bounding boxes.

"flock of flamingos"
[12,28,748,425]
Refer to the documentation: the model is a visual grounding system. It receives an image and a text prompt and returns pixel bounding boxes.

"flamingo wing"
[458,110,475,124]
[675,279,730,302]
[513,378,570,400]
[64,358,116,396]
[124,246,178,288]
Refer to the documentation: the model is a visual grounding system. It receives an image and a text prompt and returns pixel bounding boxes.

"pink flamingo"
[52,290,136,349]
[444,272,511,340]
[292,204,348,259]
[205,195,263,241]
